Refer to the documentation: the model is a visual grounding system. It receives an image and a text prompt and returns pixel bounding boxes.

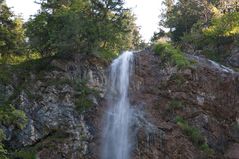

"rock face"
[0,54,107,159]
[229,53,239,68]
[130,50,239,159]
[1,50,239,159]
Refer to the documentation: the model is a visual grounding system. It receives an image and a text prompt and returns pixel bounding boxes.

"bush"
[0,52,41,65]
[200,143,215,156]
[181,12,239,63]
[175,116,214,156]
[73,80,97,113]
[0,104,28,129]
[154,42,191,69]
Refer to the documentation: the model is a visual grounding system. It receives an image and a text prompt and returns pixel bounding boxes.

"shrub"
[73,80,97,113]
[175,116,214,156]
[154,42,191,69]
[181,12,239,63]
[0,65,12,84]
[0,104,28,129]
[200,143,215,156]
[203,12,239,38]
[0,129,8,159]
[0,52,41,65]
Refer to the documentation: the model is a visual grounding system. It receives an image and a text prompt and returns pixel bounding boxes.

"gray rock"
[228,53,239,67]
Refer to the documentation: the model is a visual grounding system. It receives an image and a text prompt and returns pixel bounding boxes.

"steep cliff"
[131,50,239,159]
[0,50,238,159]
[0,54,107,159]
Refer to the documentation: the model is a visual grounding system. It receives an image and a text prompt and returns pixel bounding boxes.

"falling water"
[101,51,134,159]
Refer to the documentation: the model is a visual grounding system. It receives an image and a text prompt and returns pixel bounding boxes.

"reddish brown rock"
[127,50,239,159]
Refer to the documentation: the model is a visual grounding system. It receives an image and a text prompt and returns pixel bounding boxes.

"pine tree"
[0,1,25,58]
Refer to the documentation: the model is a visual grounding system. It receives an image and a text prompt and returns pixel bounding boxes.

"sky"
[6,0,164,42]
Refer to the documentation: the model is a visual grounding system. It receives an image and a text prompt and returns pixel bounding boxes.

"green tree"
[0,0,25,59]
[26,0,141,59]
[161,0,206,41]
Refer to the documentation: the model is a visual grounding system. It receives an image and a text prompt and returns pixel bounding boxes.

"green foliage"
[181,12,239,62]
[203,12,239,39]
[200,143,215,156]
[176,116,204,145]
[0,1,26,58]
[169,74,186,86]
[0,145,8,159]
[0,104,27,159]
[168,100,184,110]
[0,52,41,65]
[0,65,12,84]
[26,0,141,60]
[0,129,8,159]
[12,56,57,79]
[161,0,206,41]
[0,104,28,129]
[160,0,239,64]
[154,42,190,69]
[176,116,214,156]
[12,150,37,159]
[73,80,97,113]
[0,129,6,142]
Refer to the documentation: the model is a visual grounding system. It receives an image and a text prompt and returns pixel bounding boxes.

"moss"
[175,116,214,156]
[11,150,37,159]
[154,42,191,69]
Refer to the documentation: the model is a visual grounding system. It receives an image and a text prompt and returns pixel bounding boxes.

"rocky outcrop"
[0,54,107,159]
[130,50,239,159]
[1,50,239,159]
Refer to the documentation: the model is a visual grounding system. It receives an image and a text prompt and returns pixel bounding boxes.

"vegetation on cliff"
[0,0,239,158]
[156,0,239,63]
[0,0,143,155]
[154,42,190,69]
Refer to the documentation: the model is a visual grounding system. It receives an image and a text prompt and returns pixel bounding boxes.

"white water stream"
[101,51,134,159]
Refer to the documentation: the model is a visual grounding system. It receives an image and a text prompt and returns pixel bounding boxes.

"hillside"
[0,49,238,159]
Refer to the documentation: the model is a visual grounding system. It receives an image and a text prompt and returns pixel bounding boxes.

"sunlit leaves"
[203,12,239,38]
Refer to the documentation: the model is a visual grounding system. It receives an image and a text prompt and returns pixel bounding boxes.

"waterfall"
[101,51,134,159]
